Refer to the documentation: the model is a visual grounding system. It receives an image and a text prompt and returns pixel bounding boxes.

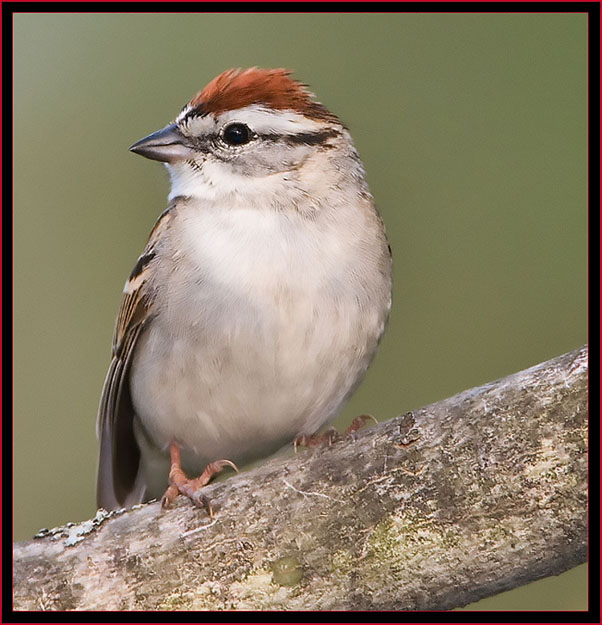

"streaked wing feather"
[96,208,171,510]
[96,290,152,509]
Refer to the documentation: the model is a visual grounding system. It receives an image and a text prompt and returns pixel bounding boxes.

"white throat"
[166,161,292,206]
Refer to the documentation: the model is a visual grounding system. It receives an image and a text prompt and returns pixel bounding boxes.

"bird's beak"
[129,124,194,163]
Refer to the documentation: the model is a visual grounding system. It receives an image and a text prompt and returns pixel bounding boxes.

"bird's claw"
[294,414,378,452]
[160,446,238,515]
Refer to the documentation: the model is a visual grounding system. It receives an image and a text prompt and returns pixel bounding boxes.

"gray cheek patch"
[203,139,314,177]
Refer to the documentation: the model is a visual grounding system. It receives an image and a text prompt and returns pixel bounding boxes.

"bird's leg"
[160,442,238,516]
[294,414,378,452]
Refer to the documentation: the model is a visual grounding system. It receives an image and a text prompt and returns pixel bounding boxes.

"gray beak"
[129,124,194,163]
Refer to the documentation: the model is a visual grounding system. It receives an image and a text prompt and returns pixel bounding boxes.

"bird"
[96,68,393,513]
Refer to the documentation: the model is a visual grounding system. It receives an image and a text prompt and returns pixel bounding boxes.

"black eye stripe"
[195,127,341,149]
[261,129,340,146]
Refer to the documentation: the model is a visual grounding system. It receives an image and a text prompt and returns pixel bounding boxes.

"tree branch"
[13,346,588,611]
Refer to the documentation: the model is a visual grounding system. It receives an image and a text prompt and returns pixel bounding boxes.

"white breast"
[129,198,390,482]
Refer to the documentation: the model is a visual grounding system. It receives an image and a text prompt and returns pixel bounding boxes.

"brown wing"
[96,286,153,509]
[96,209,172,510]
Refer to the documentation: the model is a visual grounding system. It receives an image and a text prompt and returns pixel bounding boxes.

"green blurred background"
[13,13,587,609]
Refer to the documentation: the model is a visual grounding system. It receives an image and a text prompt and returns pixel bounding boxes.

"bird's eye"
[222,123,252,146]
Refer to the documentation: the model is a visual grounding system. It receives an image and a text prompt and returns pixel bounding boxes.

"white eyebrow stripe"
[175,104,193,123]
[180,103,332,137]
[219,105,330,135]
[178,113,216,136]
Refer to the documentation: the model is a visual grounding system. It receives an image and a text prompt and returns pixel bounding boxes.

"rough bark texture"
[13,346,588,611]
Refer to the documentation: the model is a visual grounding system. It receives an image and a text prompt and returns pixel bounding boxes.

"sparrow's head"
[130,68,352,202]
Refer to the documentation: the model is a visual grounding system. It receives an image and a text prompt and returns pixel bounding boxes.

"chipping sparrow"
[96,68,392,512]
